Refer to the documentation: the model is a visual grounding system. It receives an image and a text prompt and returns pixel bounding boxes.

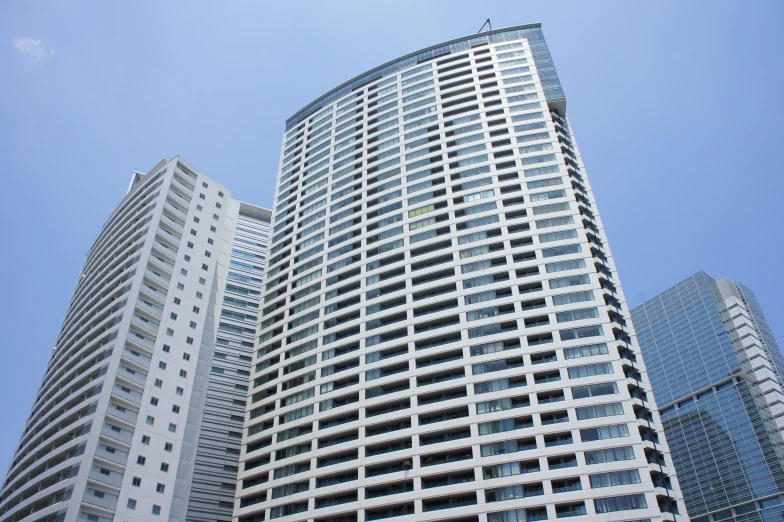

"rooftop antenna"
[477,19,492,33]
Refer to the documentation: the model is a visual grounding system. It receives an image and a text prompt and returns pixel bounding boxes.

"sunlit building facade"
[0,157,270,522]
[237,24,686,522]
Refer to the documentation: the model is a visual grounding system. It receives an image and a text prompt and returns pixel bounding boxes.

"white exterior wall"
[717,279,784,434]
[173,203,271,522]
[237,24,687,522]
[0,157,270,522]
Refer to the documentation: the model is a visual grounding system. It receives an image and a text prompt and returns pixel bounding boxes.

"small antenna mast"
[477,19,492,33]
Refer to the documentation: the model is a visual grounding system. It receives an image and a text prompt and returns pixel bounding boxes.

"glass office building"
[632,272,784,521]
[237,24,687,522]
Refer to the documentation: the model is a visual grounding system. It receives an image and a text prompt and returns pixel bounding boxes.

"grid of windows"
[633,272,784,519]
[0,158,272,522]
[186,211,271,522]
[0,160,213,522]
[238,25,683,522]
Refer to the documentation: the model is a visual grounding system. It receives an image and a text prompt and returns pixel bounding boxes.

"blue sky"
[1,1,782,472]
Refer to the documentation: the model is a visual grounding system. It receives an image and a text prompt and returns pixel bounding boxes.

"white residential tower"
[237,24,687,522]
[0,157,270,522]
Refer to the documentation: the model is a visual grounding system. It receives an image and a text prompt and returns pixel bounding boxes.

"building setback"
[632,272,784,521]
[0,157,270,522]
[237,24,686,522]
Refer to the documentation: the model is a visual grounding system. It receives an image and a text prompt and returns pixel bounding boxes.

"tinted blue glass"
[631,271,738,406]
[633,272,784,518]
[660,381,784,516]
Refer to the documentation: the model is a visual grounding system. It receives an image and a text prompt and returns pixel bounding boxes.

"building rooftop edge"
[238,201,273,222]
[630,270,717,312]
[284,23,543,129]
[128,156,272,223]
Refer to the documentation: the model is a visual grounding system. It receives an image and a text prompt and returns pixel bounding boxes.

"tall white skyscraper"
[237,24,687,522]
[0,157,270,522]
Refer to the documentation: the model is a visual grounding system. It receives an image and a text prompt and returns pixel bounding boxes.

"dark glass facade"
[632,272,784,521]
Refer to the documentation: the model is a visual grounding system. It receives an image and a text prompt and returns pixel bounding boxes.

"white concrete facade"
[237,24,687,522]
[0,157,270,522]
[716,278,784,434]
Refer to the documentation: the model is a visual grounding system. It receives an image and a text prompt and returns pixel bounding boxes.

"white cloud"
[13,38,55,63]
